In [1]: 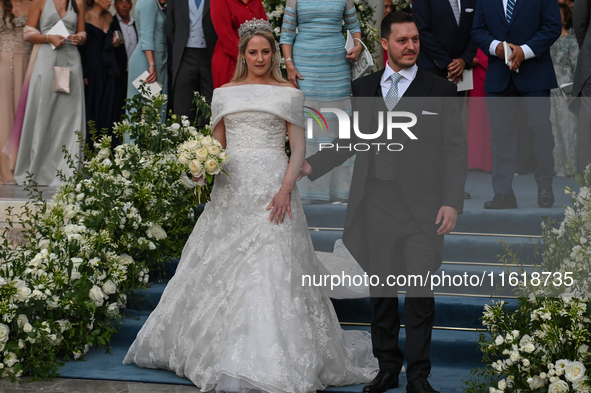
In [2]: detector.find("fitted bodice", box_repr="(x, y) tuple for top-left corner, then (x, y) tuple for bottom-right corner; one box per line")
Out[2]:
(224, 112), (288, 153)
(0, 10), (30, 54)
(40, 0), (77, 35)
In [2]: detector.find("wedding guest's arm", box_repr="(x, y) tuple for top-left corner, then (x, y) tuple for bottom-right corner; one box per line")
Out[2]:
(69, 0), (86, 45)
(138, 0), (158, 83)
(25, 0), (66, 47)
(344, 0), (363, 61)
(280, 0), (303, 88)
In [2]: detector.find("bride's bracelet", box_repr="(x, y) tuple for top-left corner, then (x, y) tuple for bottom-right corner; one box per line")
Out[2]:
(280, 188), (291, 194)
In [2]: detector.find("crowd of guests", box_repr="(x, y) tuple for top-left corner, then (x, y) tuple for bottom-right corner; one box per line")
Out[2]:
(0, 0), (590, 202)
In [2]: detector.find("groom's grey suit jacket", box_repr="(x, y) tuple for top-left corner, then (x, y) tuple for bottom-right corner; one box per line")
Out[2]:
(306, 67), (468, 271)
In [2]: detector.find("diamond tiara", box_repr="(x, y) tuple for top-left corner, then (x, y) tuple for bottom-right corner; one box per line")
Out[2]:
(238, 18), (273, 37)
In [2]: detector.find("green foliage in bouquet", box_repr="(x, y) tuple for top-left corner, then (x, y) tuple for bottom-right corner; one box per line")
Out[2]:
(0, 92), (211, 380)
(262, 0), (381, 72)
(465, 165), (591, 392)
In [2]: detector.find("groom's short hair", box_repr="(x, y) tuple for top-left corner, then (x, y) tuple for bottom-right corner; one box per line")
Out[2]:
(381, 11), (415, 39)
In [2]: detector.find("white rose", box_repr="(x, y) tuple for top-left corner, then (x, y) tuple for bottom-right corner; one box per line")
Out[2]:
(495, 335), (505, 346)
(28, 253), (43, 268)
(523, 359), (530, 367)
(524, 343), (535, 353)
(207, 145), (220, 156)
(170, 123), (180, 131)
(39, 239), (50, 250)
(89, 285), (106, 306)
(186, 140), (199, 149)
(548, 380), (569, 393)
(189, 160), (204, 177)
(98, 148), (110, 159)
(0, 323), (9, 343)
(23, 323), (32, 333)
(573, 380), (590, 393)
(219, 151), (229, 165)
(15, 286), (32, 301)
(195, 147), (209, 161)
(64, 204), (80, 219)
(102, 158), (112, 167)
(498, 379), (507, 390)
(201, 136), (213, 146)
(122, 170), (131, 179)
(17, 314), (29, 328)
(579, 344), (589, 355)
(179, 152), (189, 165)
(119, 254), (134, 265)
(204, 159), (220, 175)
(102, 280), (117, 295)
(566, 361), (586, 383)
(510, 351), (520, 362)
(528, 376), (545, 389)
(146, 223), (167, 240)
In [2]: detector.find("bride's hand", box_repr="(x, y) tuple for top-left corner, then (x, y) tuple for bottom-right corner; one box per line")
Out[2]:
(266, 189), (292, 224)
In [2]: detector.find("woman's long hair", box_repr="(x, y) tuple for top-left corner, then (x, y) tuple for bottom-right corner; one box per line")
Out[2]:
(231, 29), (287, 84)
(1, 0), (16, 27)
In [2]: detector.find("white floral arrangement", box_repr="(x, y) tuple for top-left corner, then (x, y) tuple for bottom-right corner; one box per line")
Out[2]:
(465, 165), (591, 393)
(177, 132), (228, 192)
(0, 92), (209, 381)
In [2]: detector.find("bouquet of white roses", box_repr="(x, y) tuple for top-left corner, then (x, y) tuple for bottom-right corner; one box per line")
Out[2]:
(177, 134), (228, 188)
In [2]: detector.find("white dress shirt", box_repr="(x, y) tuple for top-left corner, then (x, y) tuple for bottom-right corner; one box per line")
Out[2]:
(187, 0), (206, 48)
(488, 0), (535, 60)
(116, 14), (138, 64)
(380, 61), (419, 99)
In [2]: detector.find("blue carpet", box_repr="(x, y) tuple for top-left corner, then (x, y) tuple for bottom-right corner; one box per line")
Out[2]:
(58, 172), (577, 391)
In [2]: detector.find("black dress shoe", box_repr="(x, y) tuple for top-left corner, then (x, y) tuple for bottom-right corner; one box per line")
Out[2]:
(484, 193), (518, 209)
(538, 187), (554, 208)
(362, 369), (399, 393)
(407, 377), (440, 393)
(464, 192), (471, 199)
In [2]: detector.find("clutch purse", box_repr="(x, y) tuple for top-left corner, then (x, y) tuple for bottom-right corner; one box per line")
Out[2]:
(351, 41), (374, 81)
(53, 66), (70, 93)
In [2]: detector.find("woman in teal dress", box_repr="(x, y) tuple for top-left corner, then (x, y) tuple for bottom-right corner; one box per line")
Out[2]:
(281, 0), (363, 203)
(126, 0), (166, 101)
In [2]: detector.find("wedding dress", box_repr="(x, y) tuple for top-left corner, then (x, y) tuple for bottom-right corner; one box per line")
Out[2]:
(123, 84), (378, 393)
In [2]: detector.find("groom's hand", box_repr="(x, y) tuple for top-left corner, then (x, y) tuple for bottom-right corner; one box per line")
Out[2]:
(435, 206), (458, 235)
(297, 160), (312, 181)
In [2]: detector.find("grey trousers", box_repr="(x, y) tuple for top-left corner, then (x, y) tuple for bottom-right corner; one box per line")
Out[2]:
(173, 47), (213, 125)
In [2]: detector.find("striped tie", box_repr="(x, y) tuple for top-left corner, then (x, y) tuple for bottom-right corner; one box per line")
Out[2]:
(385, 73), (404, 111)
(506, 0), (515, 23)
(449, 0), (461, 25)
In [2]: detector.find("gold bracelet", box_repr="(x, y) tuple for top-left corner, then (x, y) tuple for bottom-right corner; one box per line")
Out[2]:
(280, 188), (291, 194)
(46, 34), (49, 42)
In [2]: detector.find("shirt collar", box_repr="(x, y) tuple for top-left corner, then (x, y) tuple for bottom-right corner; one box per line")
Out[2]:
(116, 13), (134, 26)
(381, 61), (418, 84)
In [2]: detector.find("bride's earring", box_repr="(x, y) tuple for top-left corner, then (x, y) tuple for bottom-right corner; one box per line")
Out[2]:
(242, 59), (246, 64)
(271, 58), (274, 63)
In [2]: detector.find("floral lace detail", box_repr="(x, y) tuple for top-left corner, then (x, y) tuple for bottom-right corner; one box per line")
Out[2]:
(123, 89), (377, 393)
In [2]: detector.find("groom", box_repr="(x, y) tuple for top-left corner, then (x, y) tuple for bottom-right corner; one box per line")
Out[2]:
(299, 12), (468, 393)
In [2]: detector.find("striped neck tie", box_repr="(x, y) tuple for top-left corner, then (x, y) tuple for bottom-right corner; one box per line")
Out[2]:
(449, 0), (461, 25)
(506, 0), (515, 23)
(385, 72), (404, 111)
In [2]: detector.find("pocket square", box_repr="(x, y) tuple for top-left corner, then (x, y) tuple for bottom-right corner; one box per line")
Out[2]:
(421, 110), (439, 115)
(465, 8), (474, 12)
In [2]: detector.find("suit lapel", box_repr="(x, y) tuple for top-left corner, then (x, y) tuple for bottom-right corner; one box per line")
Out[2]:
(204, 0), (210, 16)
(444, 0), (459, 29)
(495, 0), (509, 27)
(508, 0), (525, 27)
(397, 68), (432, 145)
(180, 0), (190, 27)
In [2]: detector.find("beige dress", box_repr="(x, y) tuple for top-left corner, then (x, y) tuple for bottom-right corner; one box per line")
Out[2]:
(0, 8), (30, 184)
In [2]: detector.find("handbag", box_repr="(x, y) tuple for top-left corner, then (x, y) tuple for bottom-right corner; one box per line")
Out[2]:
(53, 66), (70, 93)
(351, 40), (374, 81)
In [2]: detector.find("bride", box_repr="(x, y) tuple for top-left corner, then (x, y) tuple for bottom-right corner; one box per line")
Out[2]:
(123, 18), (378, 393)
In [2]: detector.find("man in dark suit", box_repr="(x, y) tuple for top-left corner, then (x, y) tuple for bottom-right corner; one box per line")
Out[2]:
(413, 0), (477, 88)
(167, 0), (217, 124)
(110, 0), (138, 129)
(571, 0), (591, 173)
(471, 0), (561, 209)
(299, 12), (467, 393)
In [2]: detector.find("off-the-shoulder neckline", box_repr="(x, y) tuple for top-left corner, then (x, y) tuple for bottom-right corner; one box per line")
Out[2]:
(216, 83), (300, 92)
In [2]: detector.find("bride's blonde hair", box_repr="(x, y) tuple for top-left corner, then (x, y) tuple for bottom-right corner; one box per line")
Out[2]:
(231, 29), (287, 83)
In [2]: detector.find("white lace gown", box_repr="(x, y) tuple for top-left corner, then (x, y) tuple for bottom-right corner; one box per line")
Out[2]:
(123, 84), (377, 393)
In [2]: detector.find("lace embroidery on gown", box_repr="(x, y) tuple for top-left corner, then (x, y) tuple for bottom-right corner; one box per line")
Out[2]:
(123, 84), (378, 393)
